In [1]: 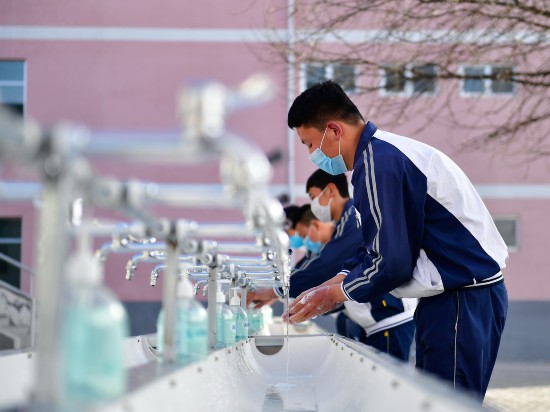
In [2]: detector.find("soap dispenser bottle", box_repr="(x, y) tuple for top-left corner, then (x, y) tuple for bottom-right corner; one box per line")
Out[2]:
(215, 283), (236, 349)
(61, 231), (129, 407)
(229, 288), (249, 342)
(156, 267), (208, 365)
(247, 305), (263, 336)
(261, 304), (273, 336)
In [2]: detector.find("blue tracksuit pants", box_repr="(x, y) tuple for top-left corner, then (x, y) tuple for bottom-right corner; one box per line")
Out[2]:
(337, 312), (415, 362)
(365, 321), (415, 362)
(415, 282), (508, 400)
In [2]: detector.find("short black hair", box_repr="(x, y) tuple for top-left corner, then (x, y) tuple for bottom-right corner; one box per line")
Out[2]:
(283, 205), (300, 230)
(288, 80), (364, 131)
(306, 169), (350, 198)
(284, 204), (310, 229)
(295, 204), (311, 223)
(297, 209), (317, 226)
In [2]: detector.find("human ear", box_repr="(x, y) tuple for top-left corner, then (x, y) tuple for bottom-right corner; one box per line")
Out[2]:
(326, 183), (337, 197)
(326, 121), (343, 140)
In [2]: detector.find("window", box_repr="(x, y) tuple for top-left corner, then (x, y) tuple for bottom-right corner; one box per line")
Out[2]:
(301, 62), (358, 93)
(383, 65), (406, 93)
(381, 63), (438, 96)
(0, 61), (25, 116)
(462, 65), (514, 96)
(491, 66), (514, 94)
(0, 219), (22, 288)
(493, 217), (518, 250)
(304, 64), (325, 90)
(463, 66), (485, 93)
(412, 64), (438, 94)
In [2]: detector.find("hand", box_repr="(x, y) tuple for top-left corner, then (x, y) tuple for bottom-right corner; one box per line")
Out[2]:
(319, 273), (347, 287)
(282, 283), (346, 324)
(246, 288), (277, 309)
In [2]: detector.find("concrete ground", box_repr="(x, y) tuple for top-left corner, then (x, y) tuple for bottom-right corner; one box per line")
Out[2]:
(484, 361), (550, 411)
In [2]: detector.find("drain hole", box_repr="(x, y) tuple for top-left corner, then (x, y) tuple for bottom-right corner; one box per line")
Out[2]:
(254, 337), (284, 355)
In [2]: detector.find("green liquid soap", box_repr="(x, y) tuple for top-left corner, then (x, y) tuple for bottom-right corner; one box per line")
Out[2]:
(156, 274), (208, 365)
(61, 234), (129, 408)
(214, 283), (236, 349)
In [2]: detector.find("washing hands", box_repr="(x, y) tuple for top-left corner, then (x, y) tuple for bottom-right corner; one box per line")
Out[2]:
(282, 281), (347, 324)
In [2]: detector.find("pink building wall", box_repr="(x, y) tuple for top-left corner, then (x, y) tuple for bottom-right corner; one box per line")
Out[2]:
(1, 0), (549, 305)
(0, 0), (286, 28)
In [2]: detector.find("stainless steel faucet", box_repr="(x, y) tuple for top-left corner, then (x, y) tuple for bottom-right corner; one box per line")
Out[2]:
(193, 279), (208, 295)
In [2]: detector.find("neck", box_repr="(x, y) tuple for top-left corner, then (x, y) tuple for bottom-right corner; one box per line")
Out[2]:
(343, 123), (366, 171)
(331, 197), (349, 222)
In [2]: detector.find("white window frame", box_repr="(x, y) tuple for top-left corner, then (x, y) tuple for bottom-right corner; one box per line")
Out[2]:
(380, 63), (439, 97)
(0, 60), (26, 117)
(493, 216), (519, 252)
(460, 64), (515, 97)
(299, 62), (359, 94)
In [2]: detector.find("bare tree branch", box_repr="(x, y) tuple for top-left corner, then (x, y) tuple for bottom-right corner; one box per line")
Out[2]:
(260, 0), (550, 157)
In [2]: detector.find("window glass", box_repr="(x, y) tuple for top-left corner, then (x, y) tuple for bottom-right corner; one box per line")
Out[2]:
(333, 63), (356, 93)
(494, 217), (517, 248)
(0, 61), (24, 81)
(0, 219), (21, 238)
(302, 62), (357, 93)
(0, 61), (25, 116)
(0, 218), (22, 288)
(491, 66), (514, 94)
(464, 66), (485, 93)
(462, 64), (515, 96)
(412, 64), (437, 94)
(383, 65), (406, 93)
(305, 64), (325, 89)
(0, 85), (24, 104)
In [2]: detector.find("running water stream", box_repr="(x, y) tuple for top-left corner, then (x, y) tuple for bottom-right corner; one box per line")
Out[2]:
(285, 293), (290, 398)
(261, 293), (319, 411)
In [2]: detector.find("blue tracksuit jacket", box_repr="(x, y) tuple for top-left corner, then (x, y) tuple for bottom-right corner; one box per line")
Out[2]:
(277, 199), (413, 330)
(339, 122), (508, 301)
(276, 199), (362, 297)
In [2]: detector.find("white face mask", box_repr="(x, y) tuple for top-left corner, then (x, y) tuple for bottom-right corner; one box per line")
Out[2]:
(311, 187), (332, 222)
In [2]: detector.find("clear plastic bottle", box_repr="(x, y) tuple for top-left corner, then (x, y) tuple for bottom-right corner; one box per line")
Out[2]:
(215, 283), (236, 349)
(156, 271), (208, 365)
(229, 288), (249, 342)
(61, 233), (129, 408)
(261, 304), (273, 335)
(247, 305), (263, 336)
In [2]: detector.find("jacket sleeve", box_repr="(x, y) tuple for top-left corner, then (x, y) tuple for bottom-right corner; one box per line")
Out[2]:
(342, 145), (426, 303)
(339, 245), (368, 276)
(285, 206), (363, 299)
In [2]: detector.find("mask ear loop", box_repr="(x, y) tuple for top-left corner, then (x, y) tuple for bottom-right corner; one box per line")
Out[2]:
(319, 126), (328, 150)
(325, 185), (334, 208)
(317, 186), (332, 215)
(320, 126), (342, 157)
(315, 186), (327, 203)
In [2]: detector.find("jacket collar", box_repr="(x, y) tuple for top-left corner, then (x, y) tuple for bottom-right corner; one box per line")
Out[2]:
(353, 121), (378, 168)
